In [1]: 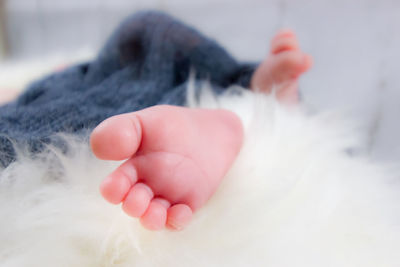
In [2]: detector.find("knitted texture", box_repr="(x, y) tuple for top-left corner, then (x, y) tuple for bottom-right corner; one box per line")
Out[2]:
(0, 11), (255, 167)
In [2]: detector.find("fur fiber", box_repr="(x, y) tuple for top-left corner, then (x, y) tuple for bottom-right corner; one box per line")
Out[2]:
(0, 86), (399, 266)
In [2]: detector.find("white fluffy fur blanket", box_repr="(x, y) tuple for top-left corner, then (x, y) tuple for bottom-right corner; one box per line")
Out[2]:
(1, 86), (399, 266)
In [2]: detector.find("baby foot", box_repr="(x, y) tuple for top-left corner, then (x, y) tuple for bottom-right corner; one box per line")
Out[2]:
(90, 105), (243, 230)
(251, 29), (312, 104)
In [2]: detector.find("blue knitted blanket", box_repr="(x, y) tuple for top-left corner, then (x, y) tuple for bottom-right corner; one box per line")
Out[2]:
(0, 11), (255, 167)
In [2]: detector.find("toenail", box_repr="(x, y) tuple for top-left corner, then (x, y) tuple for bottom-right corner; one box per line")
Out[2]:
(153, 198), (171, 209)
(131, 116), (142, 143)
(167, 219), (183, 231)
(136, 183), (154, 198)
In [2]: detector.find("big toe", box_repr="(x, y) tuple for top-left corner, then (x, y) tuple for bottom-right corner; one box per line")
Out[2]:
(90, 113), (142, 160)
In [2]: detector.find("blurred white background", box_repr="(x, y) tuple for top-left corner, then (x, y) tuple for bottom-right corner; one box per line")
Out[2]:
(0, 0), (399, 162)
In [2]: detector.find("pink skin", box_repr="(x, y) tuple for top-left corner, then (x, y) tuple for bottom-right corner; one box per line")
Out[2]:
(251, 29), (312, 104)
(91, 30), (312, 231)
(91, 106), (244, 230)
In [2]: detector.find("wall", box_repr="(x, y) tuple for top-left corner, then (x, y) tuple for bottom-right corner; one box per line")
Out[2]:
(2, 0), (400, 161)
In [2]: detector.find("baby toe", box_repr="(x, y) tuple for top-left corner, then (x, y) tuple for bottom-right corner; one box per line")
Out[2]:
(271, 30), (299, 54)
(166, 204), (193, 231)
(100, 160), (138, 204)
(140, 198), (171, 231)
(90, 113), (142, 161)
(272, 51), (309, 81)
(271, 37), (299, 54)
(122, 183), (154, 217)
(274, 29), (295, 39)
